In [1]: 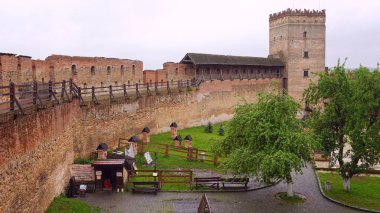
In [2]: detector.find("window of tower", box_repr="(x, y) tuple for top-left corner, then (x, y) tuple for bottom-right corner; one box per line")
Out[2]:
(303, 31), (307, 38)
(304, 70), (309, 77)
(304, 51), (309, 58)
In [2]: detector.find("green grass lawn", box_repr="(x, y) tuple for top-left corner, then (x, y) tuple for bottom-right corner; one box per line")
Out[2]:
(138, 123), (226, 171)
(150, 123), (226, 151)
(277, 192), (305, 204)
(46, 195), (100, 213)
(317, 172), (380, 211)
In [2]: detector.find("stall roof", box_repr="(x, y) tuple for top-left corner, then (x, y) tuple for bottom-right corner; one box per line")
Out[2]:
(92, 159), (125, 166)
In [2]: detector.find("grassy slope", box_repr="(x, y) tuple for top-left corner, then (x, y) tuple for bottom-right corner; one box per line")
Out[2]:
(46, 195), (100, 213)
(138, 123), (226, 171)
(318, 172), (380, 211)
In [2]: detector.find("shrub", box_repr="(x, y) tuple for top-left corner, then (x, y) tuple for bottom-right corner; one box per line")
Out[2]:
(74, 156), (96, 164)
(204, 122), (213, 133)
(218, 125), (225, 136)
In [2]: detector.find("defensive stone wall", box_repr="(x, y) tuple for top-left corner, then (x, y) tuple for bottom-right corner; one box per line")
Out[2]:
(0, 53), (144, 88)
(0, 78), (275, 212)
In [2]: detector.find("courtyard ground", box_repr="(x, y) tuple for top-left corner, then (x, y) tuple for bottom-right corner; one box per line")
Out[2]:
(80, 164), (361, 213)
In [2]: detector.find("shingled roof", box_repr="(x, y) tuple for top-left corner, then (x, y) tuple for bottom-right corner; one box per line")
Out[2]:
(180, 53), (284, 67)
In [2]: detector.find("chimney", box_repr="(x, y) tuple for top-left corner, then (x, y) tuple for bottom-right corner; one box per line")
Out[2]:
(170, 122), (178, 139)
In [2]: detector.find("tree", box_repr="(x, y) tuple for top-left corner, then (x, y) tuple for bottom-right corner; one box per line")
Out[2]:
(214, 90), (316, 197)
(218, 125), (225, 136)
(205, 122), (213, 133)
(305, 63), (380, 191)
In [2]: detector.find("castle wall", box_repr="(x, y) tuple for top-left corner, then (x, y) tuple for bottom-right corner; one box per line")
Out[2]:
(0, 54), (144, 88)
(0, 102), (79, 213)
(0, 78), (275, 212)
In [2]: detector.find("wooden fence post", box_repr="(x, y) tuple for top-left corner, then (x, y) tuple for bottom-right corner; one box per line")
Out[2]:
(189, 171), (193, 189)
(9, 82), (15, 113)
(213, 156), (219, 165)
(147, 83), (152, 96)
(135, 83), (141, 98)
(69, 79), (73, 99)
(140, 142), (145, 154)
(155, 82), (159, 95)
(167, 81), (171, 93)
(123, 84), (128, 100)
(61, 80), (66, 100)
(48, 80), (52, 101)
(165, 144), (169, 157)
(91, 86), (96, 103)
(178, 80), (182, 92)
(109, 85), (114, 102)
(33, 81), (38, 106)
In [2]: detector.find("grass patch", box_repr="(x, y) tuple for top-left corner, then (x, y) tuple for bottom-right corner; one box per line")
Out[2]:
(138, 123), (227, 171)
(151, 123), (227, 151)
(46, 195), (100, 213)
(317, 172), (380, 211)
(277, 192), (305, 204)
(74, 156), (96, 164)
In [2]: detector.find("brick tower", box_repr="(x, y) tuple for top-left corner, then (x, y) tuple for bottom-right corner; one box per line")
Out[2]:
(269, 9), (326, 101)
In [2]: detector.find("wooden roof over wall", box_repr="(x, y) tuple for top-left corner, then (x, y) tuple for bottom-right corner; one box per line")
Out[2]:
(180, 53), (284, 67)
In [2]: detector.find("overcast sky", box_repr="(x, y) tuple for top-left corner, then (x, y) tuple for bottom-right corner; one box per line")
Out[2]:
(1, 0), (379, 69)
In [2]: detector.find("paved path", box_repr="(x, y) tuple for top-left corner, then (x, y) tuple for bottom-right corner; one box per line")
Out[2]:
(81, 164), (361, 213)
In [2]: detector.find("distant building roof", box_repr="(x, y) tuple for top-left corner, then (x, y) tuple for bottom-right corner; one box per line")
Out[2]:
(174, 135), (182, 141)
(96, 143), (108, 150)
(170, 122), (178, 128)
(128, 136), (139, 142)
(180, 53), (284, 67)
(142, 127), (151, 133)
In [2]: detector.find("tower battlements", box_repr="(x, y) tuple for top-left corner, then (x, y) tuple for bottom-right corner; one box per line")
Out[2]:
(269, 8), (326, 21)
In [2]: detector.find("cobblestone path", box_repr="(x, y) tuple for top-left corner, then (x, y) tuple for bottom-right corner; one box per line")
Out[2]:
(81, 164), (360, 213)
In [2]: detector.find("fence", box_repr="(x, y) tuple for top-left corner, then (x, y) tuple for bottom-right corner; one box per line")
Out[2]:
(0, 80), (73, 117)
(78, 79), (195, 106)
(0, 79), (196, 119)
(126, 169), (193, 189)
(134, 140), (219, 165)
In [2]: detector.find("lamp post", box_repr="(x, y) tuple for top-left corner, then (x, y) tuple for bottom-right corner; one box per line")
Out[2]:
(153, 152), (158, 181)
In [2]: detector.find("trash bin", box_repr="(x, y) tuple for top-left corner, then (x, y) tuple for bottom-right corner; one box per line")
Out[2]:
(79, 184), (87, 197)
(200, 152), (206, 162)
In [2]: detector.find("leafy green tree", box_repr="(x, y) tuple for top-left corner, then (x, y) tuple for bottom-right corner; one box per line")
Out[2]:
(305, 63), (380, 191)
(215, 91), (316, 197)
(205, 121), (213, 133)
(218, 125), (225, 136)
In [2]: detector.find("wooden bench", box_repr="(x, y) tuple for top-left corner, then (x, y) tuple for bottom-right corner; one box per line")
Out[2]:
(194, 177), (221, 189)
(132, 181), (160, 194)
(221, 177), (249, 190)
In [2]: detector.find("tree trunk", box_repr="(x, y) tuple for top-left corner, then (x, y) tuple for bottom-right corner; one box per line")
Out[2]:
(343, 178), (351, 192)
(287, 182), (294, 197)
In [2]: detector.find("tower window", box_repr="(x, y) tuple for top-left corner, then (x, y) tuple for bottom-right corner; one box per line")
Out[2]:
(71, 64), (77, 75)
(304, 70), (309, 77)
(304, 51), (309, 58)
(107, 66), (111, 74)
(303, 31), (307, 38)
(91, 66), (95, 75)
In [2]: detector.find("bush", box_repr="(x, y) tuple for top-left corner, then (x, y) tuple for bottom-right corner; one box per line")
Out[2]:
(204, 122), (213, 133)
(218, 125), (225, 136)
(74, 156), (96, 164)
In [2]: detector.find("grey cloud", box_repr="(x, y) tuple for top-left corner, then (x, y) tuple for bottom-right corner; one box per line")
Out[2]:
(0, 0), (379, 69)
